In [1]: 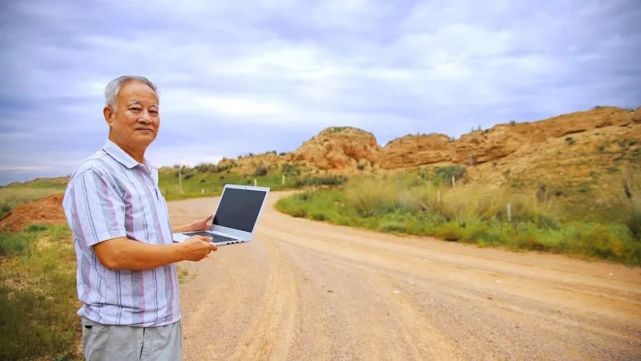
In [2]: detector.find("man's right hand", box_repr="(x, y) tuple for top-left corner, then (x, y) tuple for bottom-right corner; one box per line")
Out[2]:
(181, 236), (217, 261)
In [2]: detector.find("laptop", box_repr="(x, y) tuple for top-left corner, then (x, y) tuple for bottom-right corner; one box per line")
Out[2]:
(172, 184), (270, 246)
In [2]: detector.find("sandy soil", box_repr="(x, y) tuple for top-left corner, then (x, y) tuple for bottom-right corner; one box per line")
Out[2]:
(168, 192), (641, 361)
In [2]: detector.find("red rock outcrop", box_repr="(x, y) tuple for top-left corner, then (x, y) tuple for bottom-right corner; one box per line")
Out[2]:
(379, 106), (639, 169)
(291, 127), (381, 170)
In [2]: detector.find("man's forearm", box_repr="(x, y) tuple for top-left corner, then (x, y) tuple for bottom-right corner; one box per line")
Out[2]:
(94, 237), (185, 271)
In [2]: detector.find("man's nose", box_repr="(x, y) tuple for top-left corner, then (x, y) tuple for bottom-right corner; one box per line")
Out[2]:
(138, 110), (152, 123)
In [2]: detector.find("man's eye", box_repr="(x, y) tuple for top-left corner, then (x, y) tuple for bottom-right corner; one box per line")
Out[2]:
(129, 108), (141, 112)
(149, 110), (159, 115)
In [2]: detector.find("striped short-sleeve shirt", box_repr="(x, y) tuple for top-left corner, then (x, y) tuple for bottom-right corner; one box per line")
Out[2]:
(62, 140), (180, 327)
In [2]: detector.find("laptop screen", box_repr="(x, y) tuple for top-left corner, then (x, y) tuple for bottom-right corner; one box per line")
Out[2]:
(213, 188), (267, 232)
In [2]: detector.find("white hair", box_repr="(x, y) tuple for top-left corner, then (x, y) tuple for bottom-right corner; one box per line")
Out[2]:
(104, 75), (158, 109)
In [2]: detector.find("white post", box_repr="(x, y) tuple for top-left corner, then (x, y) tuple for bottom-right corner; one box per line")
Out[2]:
(254, 178), (257, 187)
(282, 175), (286, 185)
(201, 188), (204, 194)
(451, 176), (456, 187)
(507, 203), (512, 222)
(178, 166), (184, 194)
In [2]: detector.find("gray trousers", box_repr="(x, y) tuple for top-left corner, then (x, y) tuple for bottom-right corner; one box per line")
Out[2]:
(81, 317), (182, 361)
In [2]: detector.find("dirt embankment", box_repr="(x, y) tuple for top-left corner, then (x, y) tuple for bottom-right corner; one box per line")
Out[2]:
(0, 194), (65, 232)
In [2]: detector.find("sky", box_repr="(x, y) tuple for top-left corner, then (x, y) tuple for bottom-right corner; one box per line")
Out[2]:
(1, 0), (640, 185)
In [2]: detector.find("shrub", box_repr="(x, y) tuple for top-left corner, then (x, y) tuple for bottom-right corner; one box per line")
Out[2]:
(622, 172), (641, 240)
(311, 212), (327, 221)
(326, 126), (347, 133)
(435, 165), (466, 185)
(0, 204), (10, 219)
(434, 223), (462, 242)
(379, 222), (406, 233)
(25, 224), (48, 232)
(254, 164), (268, 176)
(281, 163), (301, 176)
(0, 232), (37, 256)
(294, 176), (346, 187)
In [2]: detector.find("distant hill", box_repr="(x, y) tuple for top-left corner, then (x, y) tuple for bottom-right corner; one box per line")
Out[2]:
(212, 105), (640, 177)
(5, 106), (640, 206)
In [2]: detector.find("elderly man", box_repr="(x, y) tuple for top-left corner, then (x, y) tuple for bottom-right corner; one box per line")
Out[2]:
(62, 75), (215, 361)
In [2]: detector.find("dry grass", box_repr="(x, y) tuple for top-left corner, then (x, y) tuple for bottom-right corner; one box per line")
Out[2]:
(277, 174), (641, 265)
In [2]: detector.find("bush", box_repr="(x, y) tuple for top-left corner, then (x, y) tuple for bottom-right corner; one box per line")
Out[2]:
(254, 164), (268, 176)
(0, 232), (37, 256)
(294, 176), (346, 187)
(25, 224), (48, 233)
(0, 204), (10, 219)
(311, 212), (327, 221)
(281, 163), (301, 176)
(434, 223), (462, 242)
(627, 211), (641, 241)
(435, 165), (466, 185)
(622, 171), (641, 240)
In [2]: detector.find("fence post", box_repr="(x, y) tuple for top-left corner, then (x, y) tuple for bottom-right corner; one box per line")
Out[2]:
(451, 176), (456, 187)
(178, 166), (184, 194)
(254, 178), (258, 187)
(507, 203), (512, 222)
(282, 175), (286, 185)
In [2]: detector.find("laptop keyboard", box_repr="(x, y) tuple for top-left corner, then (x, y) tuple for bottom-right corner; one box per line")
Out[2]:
(184, 232), (238, 244)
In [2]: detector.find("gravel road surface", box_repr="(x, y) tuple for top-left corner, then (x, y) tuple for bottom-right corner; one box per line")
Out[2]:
(168, 192), (641, 361)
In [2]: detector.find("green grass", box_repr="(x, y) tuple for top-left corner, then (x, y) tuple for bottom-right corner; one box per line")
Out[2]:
(276, 175), (641, 266)
(0, 224), (80, 360)
(159, 166), (344, 200)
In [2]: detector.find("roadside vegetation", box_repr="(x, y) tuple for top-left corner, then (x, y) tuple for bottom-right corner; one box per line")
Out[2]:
(0, 224), (79, 360)
(159, 163), (345, 200)
(276, 166), (641, 265)
(0, 161), (347, 360)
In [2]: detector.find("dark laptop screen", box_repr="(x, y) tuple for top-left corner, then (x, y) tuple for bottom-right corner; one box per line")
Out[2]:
(213, 188), (267, 232)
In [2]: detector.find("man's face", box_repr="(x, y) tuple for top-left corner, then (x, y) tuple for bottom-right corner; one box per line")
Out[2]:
(104, 80), (160, 151)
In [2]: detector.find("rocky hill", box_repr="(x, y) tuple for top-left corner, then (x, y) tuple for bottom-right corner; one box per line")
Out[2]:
(291, 127), (381, 171)
(222, 106), (640, 180)
(381, 106), (640, 169)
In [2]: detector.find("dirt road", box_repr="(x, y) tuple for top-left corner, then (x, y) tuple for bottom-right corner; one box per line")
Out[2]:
(168, 192), (641, 361)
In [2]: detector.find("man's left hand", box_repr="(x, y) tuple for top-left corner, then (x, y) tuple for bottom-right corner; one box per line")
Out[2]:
(187, 214), (213, 232)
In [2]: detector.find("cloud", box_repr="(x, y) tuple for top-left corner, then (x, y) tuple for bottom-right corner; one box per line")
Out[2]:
(0, 0), (640, 184)
(163, 89), (293, 117)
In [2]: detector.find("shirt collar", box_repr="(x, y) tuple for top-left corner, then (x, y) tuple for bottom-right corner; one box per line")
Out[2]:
(102, 140), (142, 169)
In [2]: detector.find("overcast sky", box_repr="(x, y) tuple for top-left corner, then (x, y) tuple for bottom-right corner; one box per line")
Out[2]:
(1, 0), (640, 185)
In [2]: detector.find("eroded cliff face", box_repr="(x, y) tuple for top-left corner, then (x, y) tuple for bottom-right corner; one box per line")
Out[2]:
(216, 106), (641, 177)
(379, 106), (640, 169)
(291, 127), (381, 170)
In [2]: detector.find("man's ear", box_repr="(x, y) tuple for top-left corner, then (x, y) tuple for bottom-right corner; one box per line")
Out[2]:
(103, 106), (113, 126)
